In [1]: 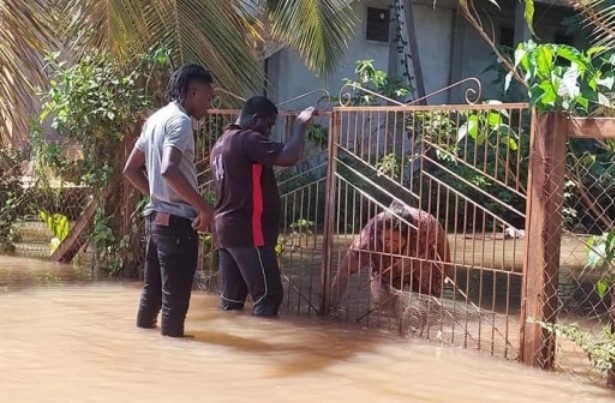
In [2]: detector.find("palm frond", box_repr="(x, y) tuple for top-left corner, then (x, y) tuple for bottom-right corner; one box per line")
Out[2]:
(59, 0), (151, 64)
(142, 0), (263, 95)
(62, 0), (263, 96)
(0, 0), (56, 147)
(570, 0), (615, 50)
(2, 0), (357, 146)
(264, 0), (356, 76)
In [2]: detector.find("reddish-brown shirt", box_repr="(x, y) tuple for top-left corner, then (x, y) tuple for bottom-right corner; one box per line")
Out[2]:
(210, 125), (284, 248)
(347, 207), (449, 296)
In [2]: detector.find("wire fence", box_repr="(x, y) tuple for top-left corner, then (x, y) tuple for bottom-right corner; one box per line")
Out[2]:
(11, 183), (92, 260)
(551, 152), (615, 383)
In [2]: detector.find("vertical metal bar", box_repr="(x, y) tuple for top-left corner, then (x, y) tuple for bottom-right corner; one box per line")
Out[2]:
(320, 112), (340, 316)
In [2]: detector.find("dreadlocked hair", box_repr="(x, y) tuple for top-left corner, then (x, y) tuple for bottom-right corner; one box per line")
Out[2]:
(167, 64), (213, 102)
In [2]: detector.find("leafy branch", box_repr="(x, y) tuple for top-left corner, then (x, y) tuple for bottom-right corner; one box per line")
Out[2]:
(507, 41), (615, 113)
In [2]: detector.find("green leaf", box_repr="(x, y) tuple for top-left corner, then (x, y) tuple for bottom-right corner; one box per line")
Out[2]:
(538, 81), (557, 107)
(557, 46), (587, 70)
(488, 111), (502, 127)
(597, 93), (611, 107)
(536, 46), (553, 77)
(523, 0), (536, 36)
(596, 76), (615, 90)
(576, 95), (589, 111)
(596, 280), (609, 298)
(587, 46), (608, 58)
(514, 45), (528, 69)
(504, 72), (513, 92)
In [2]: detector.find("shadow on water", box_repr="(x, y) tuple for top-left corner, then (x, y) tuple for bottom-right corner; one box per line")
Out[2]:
(188, 310), (385, 378)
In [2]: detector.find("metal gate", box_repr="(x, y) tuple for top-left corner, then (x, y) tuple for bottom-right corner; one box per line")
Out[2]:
(195, 98), (335, 318)
(197, 84), (531, 360)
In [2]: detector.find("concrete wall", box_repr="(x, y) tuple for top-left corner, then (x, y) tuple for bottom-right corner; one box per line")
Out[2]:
(267, 0), (392, 109)
(266, 0), (587, 110)
(410, 3), (455, 104)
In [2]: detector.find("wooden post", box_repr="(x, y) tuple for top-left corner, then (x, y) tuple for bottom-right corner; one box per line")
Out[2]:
(520, 111), (568, 368)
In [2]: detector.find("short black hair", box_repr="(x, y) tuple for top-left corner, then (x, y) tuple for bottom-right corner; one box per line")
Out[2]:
(167, 64), (213, 102)
(240, 96), (278, 120)
(380, 200), (414, 235)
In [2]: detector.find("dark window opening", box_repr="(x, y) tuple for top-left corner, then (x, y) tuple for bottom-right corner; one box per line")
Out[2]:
(554, 34), (574, 46)
(499, 26), (515, 48)
(366, 7), (390, 43)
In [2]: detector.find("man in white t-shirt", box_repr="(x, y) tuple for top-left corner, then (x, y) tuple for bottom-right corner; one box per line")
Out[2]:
(123, 65), (214, 337)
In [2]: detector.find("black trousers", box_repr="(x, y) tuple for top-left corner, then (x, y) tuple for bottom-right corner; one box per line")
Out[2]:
(218, 246), (284, 317)
(136, 213), (198, 336)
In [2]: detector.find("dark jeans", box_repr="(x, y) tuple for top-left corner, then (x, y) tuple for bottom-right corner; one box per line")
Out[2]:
(136, 213), (198, 336)
(219, 246), (284, 317)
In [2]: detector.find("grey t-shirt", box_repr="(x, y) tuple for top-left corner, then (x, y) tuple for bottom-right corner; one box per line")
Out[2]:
(135, 101), (198, 220)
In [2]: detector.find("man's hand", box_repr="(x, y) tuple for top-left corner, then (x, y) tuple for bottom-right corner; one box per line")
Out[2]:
(192, 207), (212, 233)
(296, 106), (317, 126)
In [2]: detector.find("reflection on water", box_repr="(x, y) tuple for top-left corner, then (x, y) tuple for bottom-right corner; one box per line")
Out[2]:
(0, 256), (611, 403)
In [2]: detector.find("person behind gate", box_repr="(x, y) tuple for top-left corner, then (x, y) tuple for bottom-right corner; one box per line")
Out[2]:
(210, 96), (316, 317)
(326, 200), (451, 316)
(123, 64), (214, 337)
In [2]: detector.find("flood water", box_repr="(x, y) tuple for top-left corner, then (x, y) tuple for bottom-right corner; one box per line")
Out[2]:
(0, 256), (612, 403)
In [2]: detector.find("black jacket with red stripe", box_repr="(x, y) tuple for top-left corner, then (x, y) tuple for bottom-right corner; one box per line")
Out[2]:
(210, 125), (283, 248)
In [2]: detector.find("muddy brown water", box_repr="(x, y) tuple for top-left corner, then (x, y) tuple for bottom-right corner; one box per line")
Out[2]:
(0, 255), (612, 402)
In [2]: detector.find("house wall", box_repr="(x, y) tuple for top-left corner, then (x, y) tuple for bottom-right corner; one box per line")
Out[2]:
(266, 0), (587, 111)
(267, 0), (392, 109)
(409, 3), (455, 104)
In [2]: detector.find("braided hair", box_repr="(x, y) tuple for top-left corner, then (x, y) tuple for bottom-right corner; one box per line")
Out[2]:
(167, 64), (213, 102)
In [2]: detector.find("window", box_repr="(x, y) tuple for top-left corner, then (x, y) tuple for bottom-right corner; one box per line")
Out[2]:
(554, 34), (574, 46)
(366, 7), (390, 43)
(499, 26), (515, 48)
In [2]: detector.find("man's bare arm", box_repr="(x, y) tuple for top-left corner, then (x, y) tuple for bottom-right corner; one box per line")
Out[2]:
(275, 107), (315, 167)
(328, 250), (362, 311)
(123, 147), (149, 196)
